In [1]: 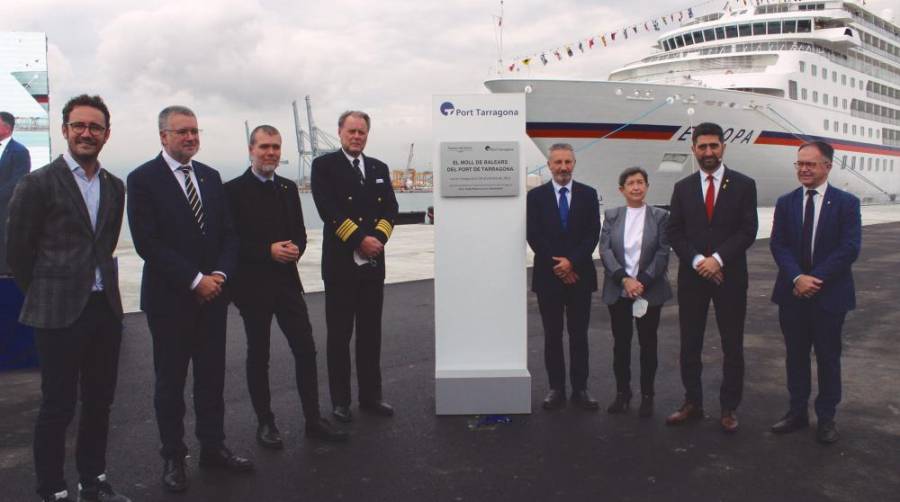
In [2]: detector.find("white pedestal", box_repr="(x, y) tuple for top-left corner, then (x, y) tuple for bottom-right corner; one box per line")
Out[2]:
(432, 94), (531, 415)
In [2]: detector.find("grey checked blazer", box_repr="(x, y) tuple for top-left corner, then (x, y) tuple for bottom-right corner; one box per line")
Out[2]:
(599, 204), (673, 306)
(6, 156), (125, 329)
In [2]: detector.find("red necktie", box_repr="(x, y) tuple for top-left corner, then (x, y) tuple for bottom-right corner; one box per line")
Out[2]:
(705, 174), (715, 222)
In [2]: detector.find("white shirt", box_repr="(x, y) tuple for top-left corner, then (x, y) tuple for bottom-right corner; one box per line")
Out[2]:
(0, 135), (10, 159)
(250, 166), (275, 182)
(162, 149), (203, 204)
(623, 205), (646, 294)
(62, 150), (104, 292)
(343, 149), (366, 179)
(160, 149), (225, 289)
(802, 181), (828, 257)
(793, 181), (829, 283)
(692, 164), (725, 269)
(550, 179), (573, 208)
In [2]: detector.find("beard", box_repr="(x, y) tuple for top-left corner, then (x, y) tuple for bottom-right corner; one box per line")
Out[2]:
(254, 162), (278, 176)
(698, 155), (720, 171)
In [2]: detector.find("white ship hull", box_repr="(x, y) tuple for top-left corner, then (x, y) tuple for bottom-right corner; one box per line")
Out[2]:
(486, 79), (899, 206)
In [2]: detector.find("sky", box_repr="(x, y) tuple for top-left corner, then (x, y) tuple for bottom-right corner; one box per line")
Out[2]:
(3, 0), (895, 181)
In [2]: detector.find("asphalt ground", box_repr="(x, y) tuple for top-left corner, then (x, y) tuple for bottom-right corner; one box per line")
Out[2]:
(1, 223), (899, 502)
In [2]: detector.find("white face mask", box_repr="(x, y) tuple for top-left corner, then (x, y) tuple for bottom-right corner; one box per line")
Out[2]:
(632, 297), (649, 318)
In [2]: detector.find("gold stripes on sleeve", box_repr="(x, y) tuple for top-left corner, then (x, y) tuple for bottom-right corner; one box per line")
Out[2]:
(335, 219), (359, 242)
(375, 219), (393, 239)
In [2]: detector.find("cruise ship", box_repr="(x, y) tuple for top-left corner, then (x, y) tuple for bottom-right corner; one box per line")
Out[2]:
(0, 32), (51, 166)
(485, 0), (899, 205)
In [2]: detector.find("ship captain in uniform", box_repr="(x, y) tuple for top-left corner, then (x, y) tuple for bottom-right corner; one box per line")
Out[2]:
(310, 110), (399, 423)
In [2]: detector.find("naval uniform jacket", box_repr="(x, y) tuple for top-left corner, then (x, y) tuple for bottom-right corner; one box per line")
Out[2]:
(310, 150), (398, 283)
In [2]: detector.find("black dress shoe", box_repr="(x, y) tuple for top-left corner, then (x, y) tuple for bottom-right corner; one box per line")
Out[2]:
(542, 389), (566, 410)
(162, 457), (188, 493)
(332, 405), (353, 423)
(360, 400), (395, 417)
(638, 395), (654, 418)
(256, 421), (284, 449)
(78, 476), (131, 502)
(198, 445), (254, 472)
(816, 420), (839, 444)
(571, 390), (599, 411)
(305, 418), (349, 442)
(606, 392), (632, 414)
(771, 412), (809, 434)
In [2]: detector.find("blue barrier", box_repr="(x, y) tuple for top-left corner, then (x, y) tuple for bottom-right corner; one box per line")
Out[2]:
(0, 277), (38, 371)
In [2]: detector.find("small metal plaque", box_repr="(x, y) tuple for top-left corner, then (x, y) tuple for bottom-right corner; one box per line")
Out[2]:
(440, 141), (519, 197)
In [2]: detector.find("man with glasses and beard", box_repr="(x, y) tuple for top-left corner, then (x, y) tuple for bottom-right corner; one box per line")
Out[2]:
(225, 125), (347, 448)
(7, 95), (129, 501)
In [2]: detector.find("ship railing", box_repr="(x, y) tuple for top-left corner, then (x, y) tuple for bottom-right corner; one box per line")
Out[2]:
(850, 11), (900, 43)
(850, 109), (900, 127)
(867, 91), (900, 108)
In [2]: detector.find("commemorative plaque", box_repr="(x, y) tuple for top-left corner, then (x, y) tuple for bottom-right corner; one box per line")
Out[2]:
(440, 141), (519, 197)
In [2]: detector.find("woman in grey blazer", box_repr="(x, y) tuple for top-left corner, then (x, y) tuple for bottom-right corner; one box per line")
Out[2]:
(599, 167), (672, 417)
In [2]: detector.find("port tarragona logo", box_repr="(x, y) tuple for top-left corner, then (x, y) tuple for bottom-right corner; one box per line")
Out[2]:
(439, 102), (455, 116)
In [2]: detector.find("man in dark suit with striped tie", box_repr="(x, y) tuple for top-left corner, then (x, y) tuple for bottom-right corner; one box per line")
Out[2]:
(127, 106), (252, 493)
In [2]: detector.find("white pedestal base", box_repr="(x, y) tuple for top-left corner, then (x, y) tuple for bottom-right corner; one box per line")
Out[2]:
(435, 368), (531, 415)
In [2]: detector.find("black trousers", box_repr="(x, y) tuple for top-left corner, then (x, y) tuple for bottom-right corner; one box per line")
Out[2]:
(147, 302), (227, 459)
(607, 298), (662, 397)
(33, 293), (122, 498)
(677, 274), (747, 411)
(325, 278), (385, 407)
(536, 288), (592, 392)
(779, 303), (845, 421)
(239, 286), (320, 424)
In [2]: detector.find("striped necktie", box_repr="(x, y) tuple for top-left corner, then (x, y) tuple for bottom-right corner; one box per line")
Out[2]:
(178, 165), (206, 232)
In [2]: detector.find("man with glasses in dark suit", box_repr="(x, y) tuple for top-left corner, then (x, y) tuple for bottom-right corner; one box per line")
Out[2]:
(127, 106), (252, 493)
(7, 95), (129, 502)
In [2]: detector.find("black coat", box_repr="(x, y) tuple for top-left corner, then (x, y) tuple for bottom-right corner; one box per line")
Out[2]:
(224, 168), (307, 309)
(667, 166), (758, 289)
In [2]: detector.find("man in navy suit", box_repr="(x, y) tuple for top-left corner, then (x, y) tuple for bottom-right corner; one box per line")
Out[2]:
(526, 143), (601, 411)
(769, 141), (860, 444)
(127, 106), (252, 493)
(1, 111), (32, 275)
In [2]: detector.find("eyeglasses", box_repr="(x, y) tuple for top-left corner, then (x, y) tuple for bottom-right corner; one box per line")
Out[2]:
(165, 128), (202, 137)
(794, 161), (830, 169)
(67, 122), (107, 135)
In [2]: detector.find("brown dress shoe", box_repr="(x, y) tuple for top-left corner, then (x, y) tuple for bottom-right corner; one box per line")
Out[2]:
(720, 410), (739, 433)
(665, 402), (704, 425)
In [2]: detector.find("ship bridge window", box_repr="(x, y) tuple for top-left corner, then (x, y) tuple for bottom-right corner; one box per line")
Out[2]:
(767, 21), (781, 34)
(753, 22), (766, 35)
(789, 80), (798, 99)
(822, 68), (828, 79)
(783, 20), (797, 33)
(675, 35), (685, 48)
(739, 24), (752, 37)
(811, 64), (817, 76)
(684, 33), (694, 46)
(725, 25), (738, 38)
(692, 31), (704, 43)
(715, 26), (725, 39)
(841, 74), (846, 85)
(703, 28), (715, 41)
(797, 20), (811, 33)
(799, 61), (805, 73)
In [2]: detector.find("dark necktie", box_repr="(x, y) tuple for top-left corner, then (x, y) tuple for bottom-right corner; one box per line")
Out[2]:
(353, 158), (364, 185)
(705, 174), (715, 222)
(178, 165), (206, 232)
(801, 189), (817, 273)
(558, 187), (569, 230)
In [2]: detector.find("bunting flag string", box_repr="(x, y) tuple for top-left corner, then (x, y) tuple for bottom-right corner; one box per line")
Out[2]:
(504, 0), (733, 73)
